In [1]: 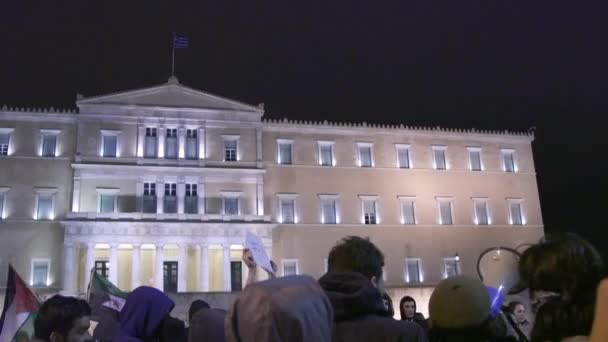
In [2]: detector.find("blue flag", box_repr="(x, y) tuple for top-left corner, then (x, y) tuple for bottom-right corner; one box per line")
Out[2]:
(173, 35), (189, 49)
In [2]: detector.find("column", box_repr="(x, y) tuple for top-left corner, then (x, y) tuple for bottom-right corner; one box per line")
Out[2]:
(154, 244), (164, 291)
(136, 180), (144, 213)
(198, 127), (205, 160)
(84, 243), (95, 290)
(156, 180), (164, 214)
(137, 126), (145, 157)
(197, 182), (205, 214)
(131, 244), (141, 290)
(62, 242), (76, 294)
(178, 244), (188, 292)
(109, 243), (118, 285)
(223, 244), (231, 292)
(199, 244), (209, 292)
(256, 177), (264, 216)
(177, 181), (186, 214)
(178, 127), (186, 159)
(71, 171), (81, 212)
(158, 126), (166, 158)
(256, 127), (262, 167)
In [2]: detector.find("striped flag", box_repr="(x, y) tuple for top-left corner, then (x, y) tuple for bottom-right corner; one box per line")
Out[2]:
(173, 35), (189, 49)
(0, 265), (40, 342)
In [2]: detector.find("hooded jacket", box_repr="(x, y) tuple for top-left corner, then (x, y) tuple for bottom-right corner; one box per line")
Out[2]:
(113, 286), (176, 342)
(226, 275), (333, 342)
(399, 296), (430, 333)
(319, 272), (427, 342)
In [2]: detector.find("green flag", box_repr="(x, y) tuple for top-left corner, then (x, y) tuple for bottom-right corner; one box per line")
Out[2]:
(87, 269), (129, 316)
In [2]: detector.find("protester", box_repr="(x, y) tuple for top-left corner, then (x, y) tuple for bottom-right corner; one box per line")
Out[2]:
(428, 275), (515, 342)
(318, 236), (426, 342)
(382, 292), (395, 318)
(113, 286), (186, 342)
(188, 307), (227, 342)
(225, 275), (333, 342)
(33, 295), (92, 342)
(399, 296), (429, 332)
(507, 301), (531, 340)
(519, 233), (605, 341)
(188, 300), (210, 323)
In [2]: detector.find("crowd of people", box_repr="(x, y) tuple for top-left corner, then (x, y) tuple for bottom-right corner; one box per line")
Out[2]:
(26, 233), (608, 342)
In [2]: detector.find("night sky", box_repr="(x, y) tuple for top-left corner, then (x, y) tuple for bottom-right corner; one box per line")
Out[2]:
(1, 1), (607, 255)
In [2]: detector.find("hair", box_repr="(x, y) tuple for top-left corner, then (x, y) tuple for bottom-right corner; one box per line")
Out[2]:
(188, 300), (210, 321)
(519, 233), (605, 299)
(530, 297), (594, 342)
(507, 301), (524, 314)
(327, 236), (384, 280)
(34, 295), (91, 340)
(382, 292), (394, 317)
(399, 296), (417, 320)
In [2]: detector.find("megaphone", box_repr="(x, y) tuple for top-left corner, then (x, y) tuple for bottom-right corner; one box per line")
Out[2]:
(476, 246), (524, 295)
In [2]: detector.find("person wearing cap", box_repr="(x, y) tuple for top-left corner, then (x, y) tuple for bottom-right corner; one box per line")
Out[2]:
(428, 275), (513, 342)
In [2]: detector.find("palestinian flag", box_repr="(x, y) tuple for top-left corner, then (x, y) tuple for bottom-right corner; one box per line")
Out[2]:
(86, 269), (129, 341)
(0, 265), (40, 342)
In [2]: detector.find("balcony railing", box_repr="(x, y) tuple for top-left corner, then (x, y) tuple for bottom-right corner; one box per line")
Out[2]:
(65, 211), (271, 222)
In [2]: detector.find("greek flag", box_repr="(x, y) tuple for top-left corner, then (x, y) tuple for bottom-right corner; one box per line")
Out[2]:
(173, 35), (189, 49)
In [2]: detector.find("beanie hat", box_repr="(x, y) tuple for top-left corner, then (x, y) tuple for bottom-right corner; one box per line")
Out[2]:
(429, 275), (491, 329)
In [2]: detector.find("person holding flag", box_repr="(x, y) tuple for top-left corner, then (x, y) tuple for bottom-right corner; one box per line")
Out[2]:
(86, 269), (129, 342)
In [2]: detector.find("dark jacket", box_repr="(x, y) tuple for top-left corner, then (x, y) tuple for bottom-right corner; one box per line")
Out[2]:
(113, 286), (184, 342)
(319, 272), (427, 342)
(226, 275), (333, 342)
(403, 313), (430, 334)
(188, 308), (227, 342)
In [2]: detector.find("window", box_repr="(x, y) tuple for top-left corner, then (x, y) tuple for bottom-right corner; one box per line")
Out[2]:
(223, 136), (239, 162)
(35, 191), (55, 220)
(357, 143), (373, 167)
(102, 134), (118, 158)
(319, 195), (338, 224)
(144, 128), (158, 158)
(165, 129), (178, 159)
(473, 198), (490, 225)
(405, 258), (422, 283)
(143, 183), (156, 213)
(95, 260), (109, 279)
(468, 147), (482, 171)
(164, 183), (177, 213)
(437, 198), (454, 225)
(278, 197), (296, 224)
(508, 199), (524, 225)
(221, 191), (241, 215)
(318, 141), (334, 166)
(282, 259), (299, 276)
(41, 131), (58, 157)
(443, 257), (461, 278)
(502, 149), (516, 172)
(185, 184), (198, 214)
(399, 196), (416, 225)
(277, 140), (293, 165)
(96, 189), (119, 214)
(31, 259), (49, 287)
(0, 129), (13, 156)
(359, 196), (378, 225)
(186, 129), (198, 160)
(396, 144), (411, 169)
(432, 146), (447, 170)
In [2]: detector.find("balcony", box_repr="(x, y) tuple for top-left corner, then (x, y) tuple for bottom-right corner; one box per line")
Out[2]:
(65, 212), (271, 223)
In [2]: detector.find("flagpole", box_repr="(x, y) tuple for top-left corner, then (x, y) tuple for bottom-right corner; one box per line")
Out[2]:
(171, 32), (176, 77)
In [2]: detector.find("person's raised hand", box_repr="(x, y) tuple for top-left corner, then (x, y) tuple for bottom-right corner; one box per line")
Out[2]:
(591, 278), (608, 342)
(242, 249), (256, 269)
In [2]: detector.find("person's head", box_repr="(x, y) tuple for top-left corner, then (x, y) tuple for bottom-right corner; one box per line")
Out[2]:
(519, 233), (605, 310)
(399, 296), (416, 320)
(34, 295), (92, 342)
(381, 292), (394, 318)
(327, 236), (384, 289)
(188, 299), (210, 322)
(116, 286), (175, 342)
(530, 297), (594, 342)
(508, 301), (527, 323)
(428, 275), (492, 342)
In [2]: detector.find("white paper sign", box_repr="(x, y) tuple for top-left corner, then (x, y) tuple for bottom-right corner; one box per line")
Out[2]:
(244, 232), (274, 275)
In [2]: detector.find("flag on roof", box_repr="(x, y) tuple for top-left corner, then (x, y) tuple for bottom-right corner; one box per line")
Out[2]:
(0, 265), (40, 342)
(173, 34), (189, 49)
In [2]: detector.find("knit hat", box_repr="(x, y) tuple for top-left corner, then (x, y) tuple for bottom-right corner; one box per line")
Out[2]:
(429, 275), (491, 329)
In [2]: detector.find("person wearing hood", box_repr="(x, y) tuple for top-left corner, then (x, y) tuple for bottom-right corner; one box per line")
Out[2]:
(113, 286), (186, 342)
(225, 274), (333, 342)
(400, 296), (429, 333)
(318, 236), (426, 342)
